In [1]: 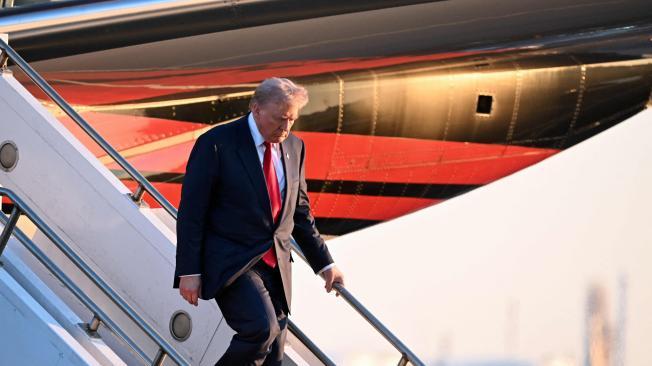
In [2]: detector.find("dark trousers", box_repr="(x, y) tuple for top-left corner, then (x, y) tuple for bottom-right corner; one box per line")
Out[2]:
(215, 260), (287, 366)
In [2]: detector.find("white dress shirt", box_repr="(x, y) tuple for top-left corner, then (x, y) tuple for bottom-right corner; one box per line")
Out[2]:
(248, 113), (286, 200)
(180, 114), (334, 278)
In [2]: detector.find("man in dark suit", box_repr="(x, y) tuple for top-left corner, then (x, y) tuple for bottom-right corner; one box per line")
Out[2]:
(173, 77), (345, 365)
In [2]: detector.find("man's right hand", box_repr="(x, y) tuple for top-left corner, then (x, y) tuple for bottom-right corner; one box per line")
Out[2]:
(179, 276), (201, 306)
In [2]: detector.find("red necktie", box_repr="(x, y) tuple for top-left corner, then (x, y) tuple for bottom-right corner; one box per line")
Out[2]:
(261, 141), (281, 268)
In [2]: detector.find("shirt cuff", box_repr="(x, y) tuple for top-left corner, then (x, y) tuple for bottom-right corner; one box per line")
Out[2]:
(179, 274), (201, 277)
(317, 263), (335, 275)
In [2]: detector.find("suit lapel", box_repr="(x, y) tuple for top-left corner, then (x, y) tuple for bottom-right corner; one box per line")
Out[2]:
(235, 117), (273, 223)
(278, 139), (294, 225)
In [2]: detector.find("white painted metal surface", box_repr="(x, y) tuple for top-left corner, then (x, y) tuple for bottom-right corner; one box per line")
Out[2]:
(0, 234), (125, 366)
(0, 255), (100, 365)
(0, 232), (126, 365)
(291, 109), (652, 365)
(0, 68), (229, 363)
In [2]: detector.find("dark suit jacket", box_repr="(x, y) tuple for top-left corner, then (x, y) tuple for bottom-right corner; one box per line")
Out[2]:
(173, 114), (333, 312)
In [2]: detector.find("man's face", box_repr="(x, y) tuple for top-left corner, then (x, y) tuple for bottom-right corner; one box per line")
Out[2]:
(251, 100), (299, 144)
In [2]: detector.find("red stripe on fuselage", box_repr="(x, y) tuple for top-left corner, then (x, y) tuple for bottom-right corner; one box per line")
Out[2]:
(57, 112), (205, 157)
(102, 129), (559, 186)
(1, 196), (11, 208)
(308, 193), (440, 221)
(296, 132), (559, 185)
(123, 181), (439, 221)
(97, 126), (558, 223)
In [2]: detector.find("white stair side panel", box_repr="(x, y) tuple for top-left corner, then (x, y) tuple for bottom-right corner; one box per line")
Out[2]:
(0, 70), (226, 363)
(1, 234), (127, 366)
(0, 262), (100, 366)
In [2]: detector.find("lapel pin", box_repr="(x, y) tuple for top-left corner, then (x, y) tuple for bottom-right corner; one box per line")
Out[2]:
(286, 153), (290, 159)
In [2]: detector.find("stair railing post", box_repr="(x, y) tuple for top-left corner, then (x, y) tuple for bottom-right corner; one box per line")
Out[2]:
(82, 313), (102, 339)
(131, 183), (146, 203)
(152, 348), (167, 366)
(86, 314), (102, 332)
(397, 354), (409, 366)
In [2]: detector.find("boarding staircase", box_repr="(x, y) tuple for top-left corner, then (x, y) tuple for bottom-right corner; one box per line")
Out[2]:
(0, 35), (424, 365)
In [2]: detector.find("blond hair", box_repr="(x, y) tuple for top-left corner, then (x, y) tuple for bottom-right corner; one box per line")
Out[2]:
(250, 77), (309, 109)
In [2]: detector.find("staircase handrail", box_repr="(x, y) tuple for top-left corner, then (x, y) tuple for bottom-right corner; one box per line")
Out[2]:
(0, 187), (189, 366)
(290, 240), (426, 366)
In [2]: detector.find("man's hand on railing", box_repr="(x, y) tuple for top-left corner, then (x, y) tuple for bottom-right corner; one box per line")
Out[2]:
(322, 265), (345, 297)
(179, 275), (201, 306)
